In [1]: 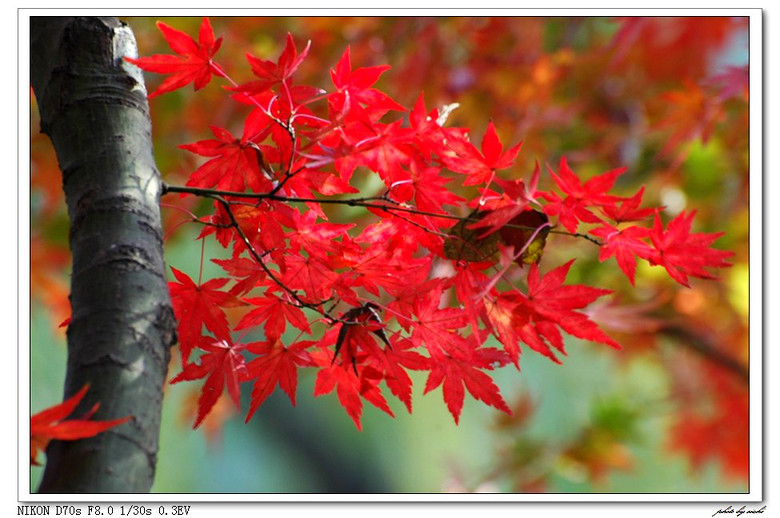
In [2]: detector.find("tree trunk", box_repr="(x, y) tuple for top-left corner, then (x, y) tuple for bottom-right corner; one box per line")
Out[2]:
(30, 16), (176, 493)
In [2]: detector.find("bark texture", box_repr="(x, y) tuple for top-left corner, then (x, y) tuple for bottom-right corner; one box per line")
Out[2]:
(30, 16), (176, 493)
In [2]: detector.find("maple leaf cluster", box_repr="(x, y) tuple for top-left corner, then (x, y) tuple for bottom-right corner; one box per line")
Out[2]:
(128, 18), (733, 430)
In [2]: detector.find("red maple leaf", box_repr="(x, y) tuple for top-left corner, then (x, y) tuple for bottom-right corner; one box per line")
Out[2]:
(423, 339), (511, 424)
(599, 186), (656, 224)
(168, 267), (245, 363)
(198, 200), (285, 255)
(31, 384), (131, 465)
(313, 351), (394, 431)
(170, 338), (247, 429)
(390, 161), (465, 214)
(441, 121), (522, 186)
(125, 18), (223, 98)
(243, 338), (315, 422)
(329, 46), (406, 119)
(512, 261), (620, 362)
(408, 93), (447, 158)
(211, 256), (267, 296)
(590, 223), (655, 285)
(541, 157), (626, 233)
(329, 115), (414, 187)
(281, 253), (340, 304)
(235, 295), (311, 340)
(287, 209), (354, 262)
(451, 262), (495, 346)
(234, 91), (298, 167)
(180, 125), (274, 193)
(132, 23), (742, 436)
(274, 165), (359, 201)
(408, 282), (470, 356)
(334, 239), (432, 303)
(648, 211), (733, 287)
(354, 217), (444, 267)
(365, 337), (431, 413)
(238, 33), (311, 97)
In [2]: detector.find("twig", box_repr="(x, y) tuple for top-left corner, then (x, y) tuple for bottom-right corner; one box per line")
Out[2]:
(201, 191), (337, 323)
(161, 182), (603, 246)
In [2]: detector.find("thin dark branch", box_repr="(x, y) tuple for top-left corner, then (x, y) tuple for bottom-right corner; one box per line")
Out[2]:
(548, 228), (603, 246)
(161, 182), (603, 246)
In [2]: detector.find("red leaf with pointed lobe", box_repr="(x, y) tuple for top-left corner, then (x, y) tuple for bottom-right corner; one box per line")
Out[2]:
(287, 210), (354, 262)
(390, 161), (465, 214)
(333, 117), (415, 187)
(168, 267), (245, 363)
(243, 338), (314, 422)
(600, 186), (656, 223)
(239, 33), (311, 96)
(171, 338), (247, 429)
(278, 166), (359, 201)
(451, 262), (493, 345)
(138, 24), (738, 436)
(313, 351), (394, 431)
(366, 337), (431, 413)
(441, 121), (522, 186)
(423, 339), (511, 424)
(512, 261), (620, 363)
(541, 157), (626, 233)
(648, 211), (733, 287)
(325, 303), (395, 377)
(180, 125), (274, 193)
(235, 295), (311, 340)
(211, 256), (267, 296)
(408, 282), (470, 357)
(125, 18), (223, 98)
(31, 384), (131, 465)
(329, 46), (406, 119)
(590, 223), (655, 285)
(334, 238), (433, 302)
(281, 253), (340, 304)
(409, 93), (443, 145)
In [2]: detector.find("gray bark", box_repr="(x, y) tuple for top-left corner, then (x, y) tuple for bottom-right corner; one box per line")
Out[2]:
(30, 16), (176, 493)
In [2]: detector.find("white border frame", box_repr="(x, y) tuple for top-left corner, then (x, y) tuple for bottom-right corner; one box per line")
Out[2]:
(15, 7), (765, 513)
